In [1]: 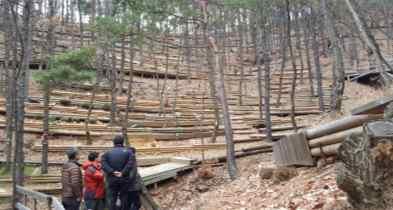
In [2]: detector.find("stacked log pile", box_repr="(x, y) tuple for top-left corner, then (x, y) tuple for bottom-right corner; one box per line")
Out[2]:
(274, 96), (393, 167)
(306, 114), (382, 157)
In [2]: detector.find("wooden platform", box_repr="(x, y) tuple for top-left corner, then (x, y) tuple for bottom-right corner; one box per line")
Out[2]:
(140, 157), (194, 185)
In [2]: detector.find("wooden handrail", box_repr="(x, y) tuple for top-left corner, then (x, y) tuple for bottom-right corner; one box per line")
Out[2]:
(15, 202), (30, 210)
(15, 185), (65, 210)
(16, 186), (51, 201)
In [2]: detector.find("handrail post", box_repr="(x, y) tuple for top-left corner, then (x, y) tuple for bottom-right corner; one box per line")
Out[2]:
(48, 196), (53, 210)
(33, 198), (37, 210)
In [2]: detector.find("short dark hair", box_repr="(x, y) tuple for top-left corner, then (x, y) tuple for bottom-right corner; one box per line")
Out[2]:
(88, 152), (99, 161)
(113, 135), (124, 146)
(66, 147), (79, 160)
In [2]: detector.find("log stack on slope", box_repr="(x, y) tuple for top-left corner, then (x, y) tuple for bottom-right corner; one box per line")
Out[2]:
(273, 96), (393, 166)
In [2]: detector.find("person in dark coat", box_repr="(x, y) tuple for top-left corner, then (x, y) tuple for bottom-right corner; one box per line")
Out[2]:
(126, 147), (141, 210)
(61, 147), (83, 210)
(102, 135), (136, 210)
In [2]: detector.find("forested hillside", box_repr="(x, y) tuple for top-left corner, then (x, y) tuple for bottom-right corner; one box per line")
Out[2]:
(1, 0), (393, 210)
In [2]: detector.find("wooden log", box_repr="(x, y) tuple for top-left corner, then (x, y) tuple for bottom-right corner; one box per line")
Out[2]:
(27, 96), (174, 114)
(310, 143), (340, 157)
(32, 144), (229, 153)
(308, 127), (363, 148)
(305, 114), (382, 139)
(240, 144), (273, 152)
(213, 148), (272, 163)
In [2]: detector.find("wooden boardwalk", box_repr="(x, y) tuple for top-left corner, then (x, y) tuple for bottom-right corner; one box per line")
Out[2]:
(0, 157), (194, 198)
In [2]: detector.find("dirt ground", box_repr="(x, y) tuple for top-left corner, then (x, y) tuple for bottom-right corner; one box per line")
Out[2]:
(152, 154), (352, 210)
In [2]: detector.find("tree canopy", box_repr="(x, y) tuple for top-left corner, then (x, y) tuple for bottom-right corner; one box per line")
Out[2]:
(33, 47), (96, 89)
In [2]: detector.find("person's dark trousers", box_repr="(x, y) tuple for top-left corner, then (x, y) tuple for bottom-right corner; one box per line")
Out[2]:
(85, 199), (105, 210)
(128, 190), (141, 210)
(108, 178), (131, 210)
(62, 198), (80, 210)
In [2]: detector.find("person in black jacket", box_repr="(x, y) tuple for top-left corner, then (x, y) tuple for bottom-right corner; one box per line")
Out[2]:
(126, 147), (141, 210)
(102, 135), (136, 210)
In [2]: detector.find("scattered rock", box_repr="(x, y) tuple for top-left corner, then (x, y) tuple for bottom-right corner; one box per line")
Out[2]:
(196, 184), (210, 193)
(317, 158), (327, 169)
(59, 99), (71, 106)
(259, 168), (274, 180)
(312, 202), (324, 209)
(317, 156), (337, 169)
(272, 167), (298, 184)
(259, 167), (298, 184)
(197, 166), (215, 180)
(326, 156), (336, 164)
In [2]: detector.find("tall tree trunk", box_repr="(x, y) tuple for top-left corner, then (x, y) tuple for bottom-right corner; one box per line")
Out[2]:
(85, 84), (98, 145)
(302, 12), (315, 96)
(344, 0), (393, 84)
(91, 0), (96, 40)
(294, 7), (305, 84)
(276, 22), (288, 107)
(208, 37), (238, 180)
(199, 1), (237, 179)
(70, 0), (75, 23)
(184, 21), (192, 81)
(123, 36), (135, 146)
(202, 18), (220, 143)
(3, 0), (13, 170)
(77, 0), (84, 47)
(41, 88), (50, 174)
(311, 8), (325, 112)
(237, 10), (245, 106)
(160, 35), (169, 116)
(61, 0), (65, 25)
(349, 25), (359, 71)
(85, 48), (104, 144)
(41, 0), (55, 175)
(110, 48), (118, 124)
(262, 20), (273, 142)
(263, 53), (273, 141)
(11, 0), (32, 207)
(118, 35), (126, 96)
(257, 58), (264, 121)
(286, 0), (298, 131)
(321, 0), (345, 112)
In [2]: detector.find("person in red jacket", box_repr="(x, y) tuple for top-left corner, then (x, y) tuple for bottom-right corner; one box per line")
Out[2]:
(82, 152), (105, 210)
